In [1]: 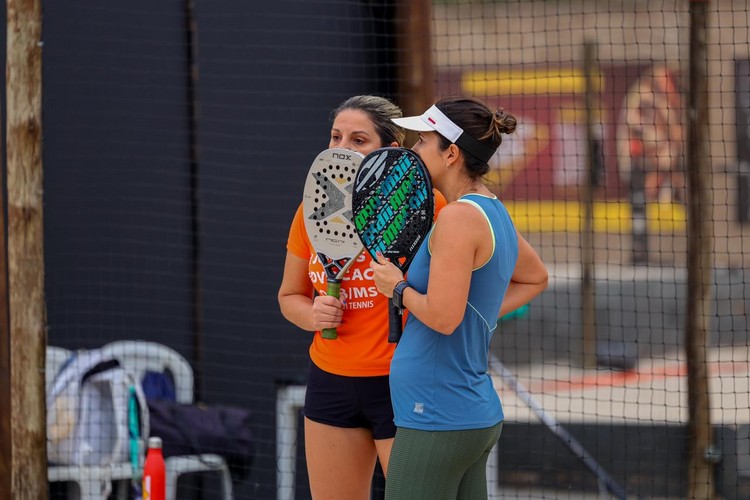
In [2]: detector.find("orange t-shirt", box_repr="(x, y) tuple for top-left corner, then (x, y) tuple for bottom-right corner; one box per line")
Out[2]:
(285, 190), (446, 377)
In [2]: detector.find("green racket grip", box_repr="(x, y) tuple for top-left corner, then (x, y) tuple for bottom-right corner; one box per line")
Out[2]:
(321, 279), (342, 340)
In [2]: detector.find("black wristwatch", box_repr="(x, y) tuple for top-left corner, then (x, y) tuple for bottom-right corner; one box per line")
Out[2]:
(392, 280), (411, 311)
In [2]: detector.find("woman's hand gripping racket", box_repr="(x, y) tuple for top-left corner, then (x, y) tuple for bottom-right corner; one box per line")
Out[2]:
(303, 148), (365, 340)
(352, 148), (435, 343)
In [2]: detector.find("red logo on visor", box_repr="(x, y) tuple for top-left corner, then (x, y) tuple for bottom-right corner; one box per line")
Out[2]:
(427, 117), (436, 124)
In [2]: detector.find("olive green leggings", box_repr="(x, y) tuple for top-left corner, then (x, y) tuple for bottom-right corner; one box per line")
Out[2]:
(385, 422), (503, 500)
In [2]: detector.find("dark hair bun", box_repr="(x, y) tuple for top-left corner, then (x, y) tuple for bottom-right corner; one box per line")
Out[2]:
(494, 108), (517, 135)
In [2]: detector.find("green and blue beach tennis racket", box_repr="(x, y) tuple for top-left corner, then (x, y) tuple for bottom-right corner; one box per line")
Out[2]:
(352, 147), (435, 343)
(302, 148), (365, 340)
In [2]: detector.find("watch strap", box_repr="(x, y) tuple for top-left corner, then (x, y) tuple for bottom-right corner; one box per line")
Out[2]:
(393, 280), (410, 311)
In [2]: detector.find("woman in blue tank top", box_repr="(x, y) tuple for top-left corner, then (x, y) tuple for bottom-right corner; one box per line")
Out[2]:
(370, 97), (549, 500)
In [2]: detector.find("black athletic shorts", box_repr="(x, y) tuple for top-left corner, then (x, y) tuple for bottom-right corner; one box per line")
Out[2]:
(303, 361), (397, 440)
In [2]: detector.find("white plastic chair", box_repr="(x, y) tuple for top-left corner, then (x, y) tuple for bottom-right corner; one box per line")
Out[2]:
(101, 340), (234, 500)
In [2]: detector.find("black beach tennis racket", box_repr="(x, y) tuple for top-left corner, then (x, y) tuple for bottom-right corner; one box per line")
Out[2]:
(303, 148), (365, 339)
(352, 147), (435, 343)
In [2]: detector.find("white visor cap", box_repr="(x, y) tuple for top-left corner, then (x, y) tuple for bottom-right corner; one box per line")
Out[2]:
(393, 104), (498, 164)
(391, 105), (464, 143)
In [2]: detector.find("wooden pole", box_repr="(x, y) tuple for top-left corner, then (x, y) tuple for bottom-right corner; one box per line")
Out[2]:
(6, 0), (47, 498)
(581, 40), (597, 369)
(686, 0), (716, 498)
(0, 81), (11, 500)
(395, 0), (434, 144)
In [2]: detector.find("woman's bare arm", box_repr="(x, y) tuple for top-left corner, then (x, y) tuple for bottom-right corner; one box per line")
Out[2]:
(498, 231), (548, 318)
(278, 252), (343, 332)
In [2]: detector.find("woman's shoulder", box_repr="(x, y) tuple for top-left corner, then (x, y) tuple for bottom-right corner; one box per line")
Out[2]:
(435, 199), (487, 229)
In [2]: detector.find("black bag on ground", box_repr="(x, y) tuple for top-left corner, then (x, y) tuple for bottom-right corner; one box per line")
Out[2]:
(146, 399), (255, 481)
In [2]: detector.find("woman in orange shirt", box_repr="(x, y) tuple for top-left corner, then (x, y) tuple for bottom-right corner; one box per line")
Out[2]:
(278, 95), (446, 500)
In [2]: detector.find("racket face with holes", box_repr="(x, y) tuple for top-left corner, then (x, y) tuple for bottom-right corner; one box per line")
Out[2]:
(302, 148), (364, 268)
(352, 147), (434, 271)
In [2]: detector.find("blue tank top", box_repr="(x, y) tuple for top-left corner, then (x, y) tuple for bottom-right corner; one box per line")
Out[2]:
(390, 194), (518, 431)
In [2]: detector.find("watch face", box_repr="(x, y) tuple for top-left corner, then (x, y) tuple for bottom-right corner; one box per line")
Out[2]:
(393, 289), (403, 309)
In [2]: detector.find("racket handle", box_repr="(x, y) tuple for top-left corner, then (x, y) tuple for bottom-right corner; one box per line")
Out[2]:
(387, 298), (403, 343)
(321, 279), (342, 340)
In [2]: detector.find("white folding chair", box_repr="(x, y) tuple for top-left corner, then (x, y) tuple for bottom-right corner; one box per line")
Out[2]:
(101, 340), (234, 500)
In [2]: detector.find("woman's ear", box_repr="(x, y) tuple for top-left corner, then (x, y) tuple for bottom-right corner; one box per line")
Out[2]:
(389, 140), (399, 148)
(445, 143), (461, 167)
